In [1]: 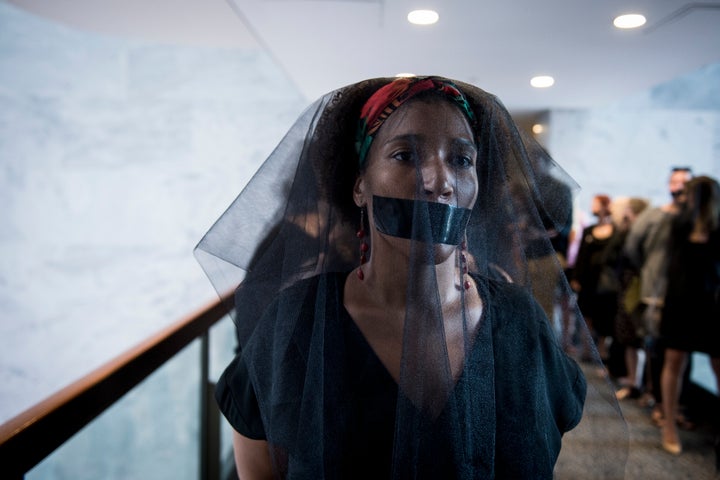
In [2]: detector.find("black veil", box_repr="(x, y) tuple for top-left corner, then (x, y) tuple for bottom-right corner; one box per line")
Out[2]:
(195, 77), (627, 478)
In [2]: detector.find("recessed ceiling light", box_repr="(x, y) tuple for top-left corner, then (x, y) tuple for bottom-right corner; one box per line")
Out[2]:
(407, 10), (439, 25)
(530, 76), (555, 88)
(532, 124), (544, 134)
(613, 14), (646, 29)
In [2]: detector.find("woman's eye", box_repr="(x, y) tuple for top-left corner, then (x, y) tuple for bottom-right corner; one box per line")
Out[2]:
(392, 151), (416, 163)
(451, 155), (475, 168)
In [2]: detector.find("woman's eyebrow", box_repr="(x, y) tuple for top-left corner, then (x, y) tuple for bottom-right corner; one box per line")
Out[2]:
(385, 133), (422, 144)
(385, 134), (476, 149)
(453, 138), (478, 151)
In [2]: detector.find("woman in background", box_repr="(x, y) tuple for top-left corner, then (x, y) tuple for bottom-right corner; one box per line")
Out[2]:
(659, 175), (720, 455)
(607, 197), (650, 399)
(572, 194), (617, 361)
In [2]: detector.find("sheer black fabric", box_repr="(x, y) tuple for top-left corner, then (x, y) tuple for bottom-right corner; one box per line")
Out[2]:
(195, 77), (628, 478)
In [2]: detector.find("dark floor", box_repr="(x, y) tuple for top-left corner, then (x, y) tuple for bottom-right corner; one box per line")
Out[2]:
(556, 361), (719, 480)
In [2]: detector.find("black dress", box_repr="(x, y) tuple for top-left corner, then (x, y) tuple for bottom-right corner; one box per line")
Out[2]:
(661, 223), (720, 357)
(216, 272), (586, 479)
(573, 224), (618, 337)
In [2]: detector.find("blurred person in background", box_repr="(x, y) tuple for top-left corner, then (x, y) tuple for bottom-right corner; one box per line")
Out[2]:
(604, 197), (650, 399)
(624, 167), (693, 424)
(524, 159), (573, 326)
(659, 175), (720, 455)
(571, 194), (617, 362)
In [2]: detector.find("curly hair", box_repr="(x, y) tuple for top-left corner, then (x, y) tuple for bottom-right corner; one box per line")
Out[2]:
(308, 78), (389, 224)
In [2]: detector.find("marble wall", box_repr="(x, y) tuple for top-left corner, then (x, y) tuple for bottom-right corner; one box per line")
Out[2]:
(0, 2), (305, 477)
(547, 63), (720, 222)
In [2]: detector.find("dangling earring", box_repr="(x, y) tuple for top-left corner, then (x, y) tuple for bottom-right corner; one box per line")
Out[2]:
(357, 208), (369, 280)
(459, 236), (471, 290)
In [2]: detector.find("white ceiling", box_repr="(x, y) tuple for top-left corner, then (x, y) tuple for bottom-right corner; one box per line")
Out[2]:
(7, 0), (720, 115)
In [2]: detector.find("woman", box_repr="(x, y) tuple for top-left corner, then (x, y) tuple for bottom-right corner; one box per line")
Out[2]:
(571, 194), (617, 361)
(607, 197), (650, 399)
(659, 175), (720, 455)
(196, 77), (625, 478)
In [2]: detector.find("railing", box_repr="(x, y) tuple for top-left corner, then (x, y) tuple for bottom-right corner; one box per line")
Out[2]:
(0, 294), (233, 480)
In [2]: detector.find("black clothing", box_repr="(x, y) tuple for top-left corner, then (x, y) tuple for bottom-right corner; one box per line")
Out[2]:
(573, 224), (618, 337)
(216, 272), (585, 479)
(662, 223), (720, 357)
(197, 77), (627, 478)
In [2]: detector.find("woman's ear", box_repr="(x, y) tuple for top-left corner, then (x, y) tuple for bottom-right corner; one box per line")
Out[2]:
(353, 176), (366, 207)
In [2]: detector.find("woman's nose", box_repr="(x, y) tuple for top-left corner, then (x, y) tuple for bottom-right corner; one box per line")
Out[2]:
(422, 160), (454, 201)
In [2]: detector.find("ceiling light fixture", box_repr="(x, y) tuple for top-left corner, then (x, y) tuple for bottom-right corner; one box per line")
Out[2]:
(407, 10), (439, 25)
(613, 13), (646, 29)
(532, 124), (544, 134)
(530, 76), (555, 88)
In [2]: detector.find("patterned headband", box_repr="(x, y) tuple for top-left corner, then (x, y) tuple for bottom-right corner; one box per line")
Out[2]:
(355, 76), (475, 168)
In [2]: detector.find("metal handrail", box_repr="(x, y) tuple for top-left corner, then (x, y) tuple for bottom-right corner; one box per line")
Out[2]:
(0, 294), (233, 479)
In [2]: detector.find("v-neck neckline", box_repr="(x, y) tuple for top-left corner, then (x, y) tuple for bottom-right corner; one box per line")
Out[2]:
(337, 271), (488, 412)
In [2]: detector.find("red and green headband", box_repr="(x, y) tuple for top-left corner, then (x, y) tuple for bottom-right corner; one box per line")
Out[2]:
(355, 76), (475, 168)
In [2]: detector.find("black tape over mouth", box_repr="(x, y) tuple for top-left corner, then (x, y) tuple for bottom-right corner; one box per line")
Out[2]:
(372, 195), (471, 246)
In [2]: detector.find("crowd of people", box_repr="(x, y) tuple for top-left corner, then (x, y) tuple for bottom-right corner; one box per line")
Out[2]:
(560, 167), (720, 458)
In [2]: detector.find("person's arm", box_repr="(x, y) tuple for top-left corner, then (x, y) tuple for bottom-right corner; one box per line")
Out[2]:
(233, 429), (274, 480)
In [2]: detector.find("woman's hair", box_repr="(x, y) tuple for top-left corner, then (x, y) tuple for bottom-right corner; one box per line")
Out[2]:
(310, 78), (482, 224)
(309, 78), (388, 223)
(595, 194), (611, 210)
(609, 196), (649, 227)
(684, 175), (720, 232)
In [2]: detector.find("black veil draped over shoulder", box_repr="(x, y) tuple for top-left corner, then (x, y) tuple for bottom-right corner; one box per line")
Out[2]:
(195, 77), (627, 479)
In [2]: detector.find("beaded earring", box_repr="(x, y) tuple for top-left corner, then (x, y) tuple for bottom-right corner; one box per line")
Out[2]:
(357, 208), (369, 280)
(459, 237), (471, 290)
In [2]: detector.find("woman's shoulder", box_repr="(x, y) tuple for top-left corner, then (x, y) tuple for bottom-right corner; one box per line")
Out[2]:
(250, 271), (346, 307)
(279, 271), (346, 302)
(634, 206), (666, 225)
(472, 273), (538, 311)
(472, 273), (551, 333)
(237, 272), (347, 345)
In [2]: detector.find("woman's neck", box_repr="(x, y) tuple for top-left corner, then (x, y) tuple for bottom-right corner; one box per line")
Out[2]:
(596, 214), (612, 225)
(689, 219), (709, 243)
(359, 243), (461, 310)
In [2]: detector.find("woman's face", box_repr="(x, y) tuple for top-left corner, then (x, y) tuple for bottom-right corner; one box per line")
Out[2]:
(355, 97), (478, 207)
(591, 196), (608, 217)
(354, 97), (478, 257)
